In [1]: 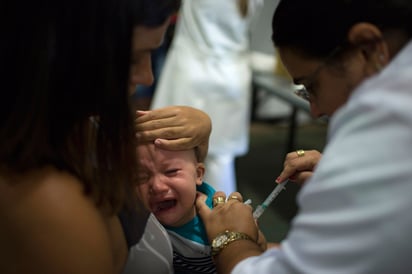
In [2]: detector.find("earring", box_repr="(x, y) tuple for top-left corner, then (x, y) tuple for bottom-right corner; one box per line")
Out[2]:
(374, 53), (385, 72)
(374, 62), (383, 71)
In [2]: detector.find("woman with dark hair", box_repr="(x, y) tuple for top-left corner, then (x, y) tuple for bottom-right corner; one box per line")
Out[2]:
(0, 0), (213, 273)
(194, 0), (412, 273)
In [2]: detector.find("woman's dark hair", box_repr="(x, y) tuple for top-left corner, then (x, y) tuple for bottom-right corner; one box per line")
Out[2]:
(272, 0), (412, 59)
(131, 0), (181, 27)
(0, 0), (179, 212)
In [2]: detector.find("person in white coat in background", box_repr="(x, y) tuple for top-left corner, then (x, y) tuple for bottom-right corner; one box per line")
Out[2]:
(151, 0), (264, 195)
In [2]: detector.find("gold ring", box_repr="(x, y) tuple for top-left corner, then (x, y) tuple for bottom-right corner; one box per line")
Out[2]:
(213, 196), (225, 207)
(228, 195), (240, 201)
(296, 149), (305, 157)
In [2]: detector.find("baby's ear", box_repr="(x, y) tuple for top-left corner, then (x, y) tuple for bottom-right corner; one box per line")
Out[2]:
(196, 163), (205, 185)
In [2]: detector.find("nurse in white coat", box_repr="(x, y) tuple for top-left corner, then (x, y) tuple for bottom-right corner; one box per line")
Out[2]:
(151, 0), (263, 194)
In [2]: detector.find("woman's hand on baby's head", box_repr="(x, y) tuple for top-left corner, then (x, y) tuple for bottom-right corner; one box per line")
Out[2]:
(135, 106), (211, 161)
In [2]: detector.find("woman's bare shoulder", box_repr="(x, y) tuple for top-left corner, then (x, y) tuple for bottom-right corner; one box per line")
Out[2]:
(0, 167), (115, 274)
(0, 166), (96, 218)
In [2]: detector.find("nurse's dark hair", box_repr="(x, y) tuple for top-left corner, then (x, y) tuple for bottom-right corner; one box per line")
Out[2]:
(0, 0), (180, 212)
(272, 0), (412, 59)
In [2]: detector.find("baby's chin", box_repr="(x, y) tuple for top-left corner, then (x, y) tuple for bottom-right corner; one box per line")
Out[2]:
(156, 214), (184, 227)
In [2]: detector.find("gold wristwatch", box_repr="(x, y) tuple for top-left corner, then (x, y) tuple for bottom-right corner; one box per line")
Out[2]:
(211, 230), (252, 257)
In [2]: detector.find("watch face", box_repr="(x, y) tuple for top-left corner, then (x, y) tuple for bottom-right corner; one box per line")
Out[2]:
(214, 234), (229, 246)
(211, 231), (252, 257)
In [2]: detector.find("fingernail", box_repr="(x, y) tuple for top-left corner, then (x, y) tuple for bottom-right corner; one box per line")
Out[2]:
(244, 199), (252, 205)
(275, 177), (282, 183)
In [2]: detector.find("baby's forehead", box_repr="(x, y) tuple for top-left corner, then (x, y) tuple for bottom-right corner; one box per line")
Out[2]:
(137, 143), (197, 159)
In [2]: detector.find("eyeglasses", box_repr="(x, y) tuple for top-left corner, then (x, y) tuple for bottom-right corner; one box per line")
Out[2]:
(294, 47), (342, 102)
(294, 85), (311, 101)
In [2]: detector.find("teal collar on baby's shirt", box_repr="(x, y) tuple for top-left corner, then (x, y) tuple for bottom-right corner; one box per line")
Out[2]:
(198, 181), (214, 209)
(165, 182), (215, 245)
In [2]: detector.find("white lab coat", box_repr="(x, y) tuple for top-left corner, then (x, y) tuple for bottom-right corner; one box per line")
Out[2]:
(233, 40), (412, 273)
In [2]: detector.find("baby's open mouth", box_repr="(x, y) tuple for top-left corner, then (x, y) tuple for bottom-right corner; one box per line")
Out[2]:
(153, 199), (177, 213)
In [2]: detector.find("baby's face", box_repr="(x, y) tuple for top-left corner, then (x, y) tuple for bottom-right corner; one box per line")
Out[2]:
(136, 144), (205, 227)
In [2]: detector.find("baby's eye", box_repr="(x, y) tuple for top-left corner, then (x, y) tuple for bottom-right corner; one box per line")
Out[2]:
(165, 169), (179, 176)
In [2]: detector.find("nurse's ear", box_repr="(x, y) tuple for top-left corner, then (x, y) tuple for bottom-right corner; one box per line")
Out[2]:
(347, 23), (389, 75)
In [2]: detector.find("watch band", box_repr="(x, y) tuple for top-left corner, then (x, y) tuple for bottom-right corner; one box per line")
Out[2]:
(211, 230), (253, 257)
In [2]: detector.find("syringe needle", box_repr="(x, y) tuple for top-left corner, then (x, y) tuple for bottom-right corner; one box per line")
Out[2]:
(253, 180), (289, 219)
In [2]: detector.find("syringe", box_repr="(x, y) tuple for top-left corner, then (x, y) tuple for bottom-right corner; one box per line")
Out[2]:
(253, 180), (289, 219)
